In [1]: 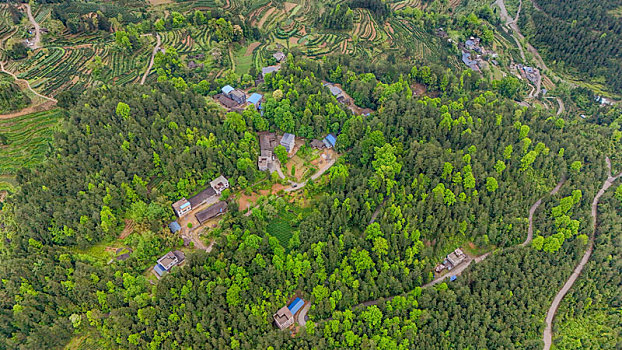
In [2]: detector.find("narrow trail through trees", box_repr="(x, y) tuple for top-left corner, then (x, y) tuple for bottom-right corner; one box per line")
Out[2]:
(141, 33), (161, 85)
(543, 157), (622, 350)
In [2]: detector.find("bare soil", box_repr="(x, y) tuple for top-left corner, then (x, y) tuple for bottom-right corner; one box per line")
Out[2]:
(245, 42), (261, 56)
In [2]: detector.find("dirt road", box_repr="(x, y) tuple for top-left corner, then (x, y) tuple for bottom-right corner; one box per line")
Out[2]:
(523, 178), (565, 246)
(542, 157), (622, 349)
(25, 4), (41, 49)
(141, 33), (161, 85)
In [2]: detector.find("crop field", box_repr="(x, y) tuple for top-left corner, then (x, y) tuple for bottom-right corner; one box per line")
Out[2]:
(5, 40), (151, 96)
(0, 109), (62, 175)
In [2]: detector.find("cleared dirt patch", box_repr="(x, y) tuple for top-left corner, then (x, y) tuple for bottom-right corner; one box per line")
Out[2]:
(147, 0), (172, 5)
(245, 42), (261, 56)
(284, 2), (297, 12)
(258, 7), (277, 29)
(118, 220), (135, 239)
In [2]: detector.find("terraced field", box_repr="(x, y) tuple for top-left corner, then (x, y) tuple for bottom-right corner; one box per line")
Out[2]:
(4, 39), (152, 96)
(0, 109), (62, 175)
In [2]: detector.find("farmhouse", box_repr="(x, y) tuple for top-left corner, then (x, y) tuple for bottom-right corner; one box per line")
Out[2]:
(229, 90), (246, 104)
(445, 248), (466, 270)
(172, 198), (192, 217)
(461, 52), (480, 71)
(195, 201), (228, 224)
(258, 156), (270, 171)
(262, 66), (280, 79)
(172, 176), (227, 217)
(189, 186), (217, 208)
(273, 51), (286, 62)
(280, 133), (296, 153)
(214, 94), (239, 109)
(221, 85), (247, 104)
(209, 175), (229, 194)
(310, 139), (325, 149)
(153, 250), (185, 278)
(273, 297), (306, 330)
(273, 306), (294, 330)
(258, 132), (277, 170)
(325, 83), (346, 103)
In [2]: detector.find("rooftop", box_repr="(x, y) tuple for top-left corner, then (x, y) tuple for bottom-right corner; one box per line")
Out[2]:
(157, 251), (179, 271)
(222, 85), (234, 95)
(273, 306), (294, 329)
(281, 133), (295, 144)
(195, 201), (228, 224)
(248, 93), (263, 105)
(188, 187), (217, 208)
(215, 94), (239, 108)
(210, 175), (229, 193)
(262, 66), (280, 76)
(169, 221), (181, 233)
(288, 298), (305, 315)
(323, 134), (336, 148)
(273, 51), (286, 62)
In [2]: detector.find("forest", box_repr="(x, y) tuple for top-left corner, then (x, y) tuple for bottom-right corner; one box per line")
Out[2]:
(0, 0), (621, 349)
(1, 52), (621, 349)
(520, 0), (622, 92)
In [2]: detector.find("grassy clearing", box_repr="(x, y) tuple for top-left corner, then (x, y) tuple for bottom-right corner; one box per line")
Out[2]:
(234, 44), (254, 74)
(267, 209), (297, 247)
(0, 109), (62, 175)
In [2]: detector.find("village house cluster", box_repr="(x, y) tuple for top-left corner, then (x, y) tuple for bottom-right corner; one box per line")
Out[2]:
(170, 175), (229, 228)
(460, 37), (498, 72)
(516, 64), (540, 85)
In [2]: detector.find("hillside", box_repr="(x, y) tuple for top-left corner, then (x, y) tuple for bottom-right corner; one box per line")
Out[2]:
(0, 1), (621, 349)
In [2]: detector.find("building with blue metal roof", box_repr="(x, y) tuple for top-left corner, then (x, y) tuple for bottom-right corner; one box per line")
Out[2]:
(322, 134), (336, 149)
(247, 93), (263, 107)
(168, 221), (181, 233)
(288, 298), (305, 315)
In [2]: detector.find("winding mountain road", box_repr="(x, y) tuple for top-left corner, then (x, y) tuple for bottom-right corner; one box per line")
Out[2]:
(331, 177), (568, 316)
(543, 157), (622, 349)
(524, 178), (566, 247)
(141, 33), (161, 85)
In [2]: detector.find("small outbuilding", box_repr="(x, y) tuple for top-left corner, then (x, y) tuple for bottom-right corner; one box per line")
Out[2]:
(322, 134), (336, 149)
(247, 93), (263, 107)
(280, 133), (296, 153)
(169, 221), (182, 234)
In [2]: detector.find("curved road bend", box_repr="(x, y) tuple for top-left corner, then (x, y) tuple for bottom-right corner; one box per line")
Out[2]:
(524, 178), (566, 246)
(543, 157), (622, 349)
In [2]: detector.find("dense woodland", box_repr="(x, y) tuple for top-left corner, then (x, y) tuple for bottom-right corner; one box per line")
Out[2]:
(1, 52), (621, 349)
(1, 0), (622, 348)
(520, 0), (622, 91)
